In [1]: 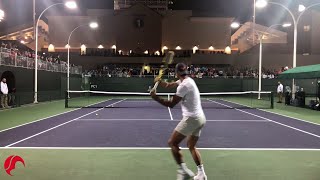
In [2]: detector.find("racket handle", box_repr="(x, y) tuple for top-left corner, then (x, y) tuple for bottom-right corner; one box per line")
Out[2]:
(153, 81), (160, 90)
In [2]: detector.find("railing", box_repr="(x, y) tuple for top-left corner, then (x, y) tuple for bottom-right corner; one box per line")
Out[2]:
(0, 48), (82, 75)
(83, 73), (277, 79)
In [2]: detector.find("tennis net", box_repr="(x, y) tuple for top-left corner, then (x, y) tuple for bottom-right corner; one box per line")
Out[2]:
(65, 91), (274, 109)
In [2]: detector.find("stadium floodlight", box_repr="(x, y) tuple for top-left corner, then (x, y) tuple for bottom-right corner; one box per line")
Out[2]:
(65, 1), (77, 9)
(0, 9), (4, 21)
(298, 4), (306, 12)
(230, 22), (240, 29)
(162, 46), (168, 53)
(192, 46), (199, 54)
(256, 23), (291, 99)
(89, 22), (99, 29)
(34, 1), (77, 103)
(255, 1), (320, 99)
(256, 0), (268, 8)
(282, 23), (292, 28)
(66, 22), (99, 97)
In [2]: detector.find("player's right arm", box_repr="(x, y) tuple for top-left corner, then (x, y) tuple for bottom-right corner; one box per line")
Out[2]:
(154, 77), (178, 89)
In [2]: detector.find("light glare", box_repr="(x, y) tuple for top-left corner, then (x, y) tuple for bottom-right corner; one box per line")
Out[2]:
(89, 22), (98, 29)
(282, 23), (292, 28)
(230, 22), (240, 29)
(298, 4), (306, 12)
(65, 1), (77, 9)
(0, 9), (4, 20)
(256, 0), (268, 8)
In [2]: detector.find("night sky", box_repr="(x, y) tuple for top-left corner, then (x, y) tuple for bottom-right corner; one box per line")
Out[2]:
(0, 0), (317, 33)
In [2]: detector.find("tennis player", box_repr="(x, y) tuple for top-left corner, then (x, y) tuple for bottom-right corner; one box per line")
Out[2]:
(150, 63), (207, 180)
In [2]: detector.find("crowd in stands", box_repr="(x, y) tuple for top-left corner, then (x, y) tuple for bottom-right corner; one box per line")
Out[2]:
(82, 48), (229, 58)
(0, 41), (79, 73)
(83, 64), (287, 79)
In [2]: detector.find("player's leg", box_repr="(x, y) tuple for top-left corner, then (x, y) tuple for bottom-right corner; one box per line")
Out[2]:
(168, 130), (186, 164)
(188, 135), (207, 180)
(188, 115), (207, 180)
(187, 135), (202, 166)
(170, 119), (196, 179)
(168, 130), (195, 179)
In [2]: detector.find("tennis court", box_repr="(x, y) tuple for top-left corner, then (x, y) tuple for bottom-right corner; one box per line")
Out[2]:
(0, 91), (320, 180)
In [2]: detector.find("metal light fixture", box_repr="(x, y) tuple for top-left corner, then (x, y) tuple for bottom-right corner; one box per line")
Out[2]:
(256, 0), (268, 8)
(282, 23), (292, 28)
(89, 22), (98, 29)
(230, 22), (240, 29)
(65, 1), (77, 9)
(298, 4), (306, 12)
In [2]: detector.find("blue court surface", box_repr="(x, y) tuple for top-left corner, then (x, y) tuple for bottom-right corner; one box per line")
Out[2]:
(0, 99), (320, 149)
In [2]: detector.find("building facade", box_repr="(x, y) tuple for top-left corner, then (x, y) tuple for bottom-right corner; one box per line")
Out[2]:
(114, 0), (170, 10)
(47, 4), (234, 54)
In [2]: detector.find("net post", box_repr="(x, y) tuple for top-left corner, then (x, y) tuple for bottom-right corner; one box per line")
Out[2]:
(271, 91), (274, 109)
(65, 91), (68, 108)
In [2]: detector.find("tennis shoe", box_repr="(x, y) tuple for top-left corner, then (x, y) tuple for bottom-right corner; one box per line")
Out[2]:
(177, 169), (195, 180)
(194, 172), (207, 180)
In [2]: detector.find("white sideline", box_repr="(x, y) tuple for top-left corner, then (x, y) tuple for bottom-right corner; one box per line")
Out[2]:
(0, 99), (112, 133)
(5, 99), (126, 147)
(168, 107), (173, 120)
(76, 119), (268, 122)
(222, 99), (320, 126)
(0, 147), (319, 151)
(208, 99), (320, 139)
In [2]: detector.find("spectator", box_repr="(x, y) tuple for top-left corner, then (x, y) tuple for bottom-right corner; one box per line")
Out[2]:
(8, 87), (16, 107)
(277, 81), (284, 103)
(1, 78), (9, 108)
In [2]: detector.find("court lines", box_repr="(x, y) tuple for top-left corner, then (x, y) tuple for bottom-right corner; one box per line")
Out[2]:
(207, 99), (320, 139)
(1, 147), (320, 151)
(76, 119), (269, 122)
(2, 98), (320, 148)
(4, 99), (126, 147)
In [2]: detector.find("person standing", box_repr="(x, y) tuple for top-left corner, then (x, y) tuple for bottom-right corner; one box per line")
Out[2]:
(150, 63), (207, 180)
(277, 81), (284, 103)
(1, 78), (9, 108)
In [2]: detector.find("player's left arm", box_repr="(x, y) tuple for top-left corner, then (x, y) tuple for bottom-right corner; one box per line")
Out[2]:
(150, 92), (182, 108)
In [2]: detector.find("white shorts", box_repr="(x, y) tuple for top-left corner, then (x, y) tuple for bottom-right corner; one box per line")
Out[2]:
(175, 115), (206, 137)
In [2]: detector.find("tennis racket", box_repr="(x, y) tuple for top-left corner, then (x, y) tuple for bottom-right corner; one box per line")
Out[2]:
(150, 51), (175, 91)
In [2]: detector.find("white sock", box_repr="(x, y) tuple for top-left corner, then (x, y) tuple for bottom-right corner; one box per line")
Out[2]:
(197, 164), (205, 173)
(179, 163), (189, 171)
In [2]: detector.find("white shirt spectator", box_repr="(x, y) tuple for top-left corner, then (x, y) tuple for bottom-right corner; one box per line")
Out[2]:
(176, 77), (204, 117)
(277, 83), (284, 93)
(1, 81), (8, 95)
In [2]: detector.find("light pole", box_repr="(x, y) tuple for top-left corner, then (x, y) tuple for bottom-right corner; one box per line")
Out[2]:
(67, 22), (98, 97)
(256, 0), (320, 99)
(34, 1), (77, 103)
(253, 0), (256, 46)
(231, 22), (291, 99)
